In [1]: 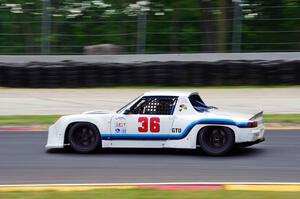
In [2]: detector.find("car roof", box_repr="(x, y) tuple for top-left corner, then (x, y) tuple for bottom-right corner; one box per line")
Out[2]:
(143, 90), (198, 97)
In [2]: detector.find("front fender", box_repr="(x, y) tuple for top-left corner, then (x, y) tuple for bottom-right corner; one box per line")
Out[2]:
(46, 114), (113, 149)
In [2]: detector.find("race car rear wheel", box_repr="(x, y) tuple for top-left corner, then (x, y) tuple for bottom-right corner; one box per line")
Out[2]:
(68, 122), (101, 153)
(198, 126), (234, 156)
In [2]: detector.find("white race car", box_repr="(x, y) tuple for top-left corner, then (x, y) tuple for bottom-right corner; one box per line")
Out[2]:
(46, 90), (265, 155)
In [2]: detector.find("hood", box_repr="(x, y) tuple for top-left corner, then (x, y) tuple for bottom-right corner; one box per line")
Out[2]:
(82, 110), (112, 114)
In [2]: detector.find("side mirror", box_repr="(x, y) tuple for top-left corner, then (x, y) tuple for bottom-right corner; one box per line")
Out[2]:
(124, 108), (132, 115)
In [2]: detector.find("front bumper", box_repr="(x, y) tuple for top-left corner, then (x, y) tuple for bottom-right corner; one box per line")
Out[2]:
(45, 124), (64, 149)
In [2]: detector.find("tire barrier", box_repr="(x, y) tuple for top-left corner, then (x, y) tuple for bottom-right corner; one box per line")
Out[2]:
(0, 60), (299, 87)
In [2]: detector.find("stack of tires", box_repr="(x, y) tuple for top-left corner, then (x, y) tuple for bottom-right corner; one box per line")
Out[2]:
(0, 60), (299, 87)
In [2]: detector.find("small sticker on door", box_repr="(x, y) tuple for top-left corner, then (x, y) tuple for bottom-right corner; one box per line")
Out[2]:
(179, 104), (187, 112)
(114, 116), (126, 134)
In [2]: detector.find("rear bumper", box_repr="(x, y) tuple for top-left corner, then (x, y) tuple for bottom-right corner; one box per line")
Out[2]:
(235, 124), (265, 143)
(236, 137), (265, 147)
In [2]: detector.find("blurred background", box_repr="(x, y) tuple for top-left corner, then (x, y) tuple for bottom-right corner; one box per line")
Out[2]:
(0, 1), (300, 195)
(0, 0), (300, 55)
(0, 0), (300, 88)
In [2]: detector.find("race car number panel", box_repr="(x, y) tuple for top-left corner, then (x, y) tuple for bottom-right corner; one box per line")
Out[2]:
(138, 117), (148, 132)
(111, 114), (174, 136)
(138, 117), (160, 133)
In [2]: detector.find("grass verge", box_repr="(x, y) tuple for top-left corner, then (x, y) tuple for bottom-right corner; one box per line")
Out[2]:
(264, 114), (300, 124)
(0, 114), (299, 126)
(0, 115), (61, 126)
(0, 189), (299, 199)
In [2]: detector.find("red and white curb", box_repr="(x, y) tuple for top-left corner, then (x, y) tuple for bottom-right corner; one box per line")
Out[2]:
(0, 183), (299, 192)
(0, 126), (47, 132)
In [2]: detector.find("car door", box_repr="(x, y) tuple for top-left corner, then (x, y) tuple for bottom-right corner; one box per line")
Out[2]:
(110, 96), (177, 141)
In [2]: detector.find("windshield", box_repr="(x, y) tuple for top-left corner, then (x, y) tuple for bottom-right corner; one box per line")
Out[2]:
(116, 95), (142, 113)
(189, 94), (215, 112)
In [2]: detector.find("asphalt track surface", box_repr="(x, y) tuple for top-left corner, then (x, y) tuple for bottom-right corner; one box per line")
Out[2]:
(0, 130), (299, 185)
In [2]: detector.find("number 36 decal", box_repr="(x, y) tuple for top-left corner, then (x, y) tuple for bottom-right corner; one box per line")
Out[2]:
(138, 117), (160, 133)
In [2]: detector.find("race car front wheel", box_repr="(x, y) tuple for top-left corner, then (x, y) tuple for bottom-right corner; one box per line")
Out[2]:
(198, 126), (234, 156)
(68, 122), (101, 153)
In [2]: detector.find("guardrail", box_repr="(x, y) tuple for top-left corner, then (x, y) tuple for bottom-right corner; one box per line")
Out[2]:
(1, 53), (300, 63)
(0, 60), (299, 87)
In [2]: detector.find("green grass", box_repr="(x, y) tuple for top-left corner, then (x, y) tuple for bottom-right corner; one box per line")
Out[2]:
(0, 114), (299, 126)
(0, 115), (61, 126)
(264, 114), (300, 124)
(0, 189), (299, 199)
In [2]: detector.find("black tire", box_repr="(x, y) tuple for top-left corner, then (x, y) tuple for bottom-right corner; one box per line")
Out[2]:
(68, 122), (101, 153)
(198, 126), (234, 156)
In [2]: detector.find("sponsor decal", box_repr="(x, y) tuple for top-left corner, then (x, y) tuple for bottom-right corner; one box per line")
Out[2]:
(179, 104), (187, 112)
(114, 116), (126, 134)
(172, 128), (182, 133)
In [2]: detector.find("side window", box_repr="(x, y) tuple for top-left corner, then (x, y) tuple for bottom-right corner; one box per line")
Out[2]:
(189, 94), (211, 112)
(130, 96), (177, 115)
